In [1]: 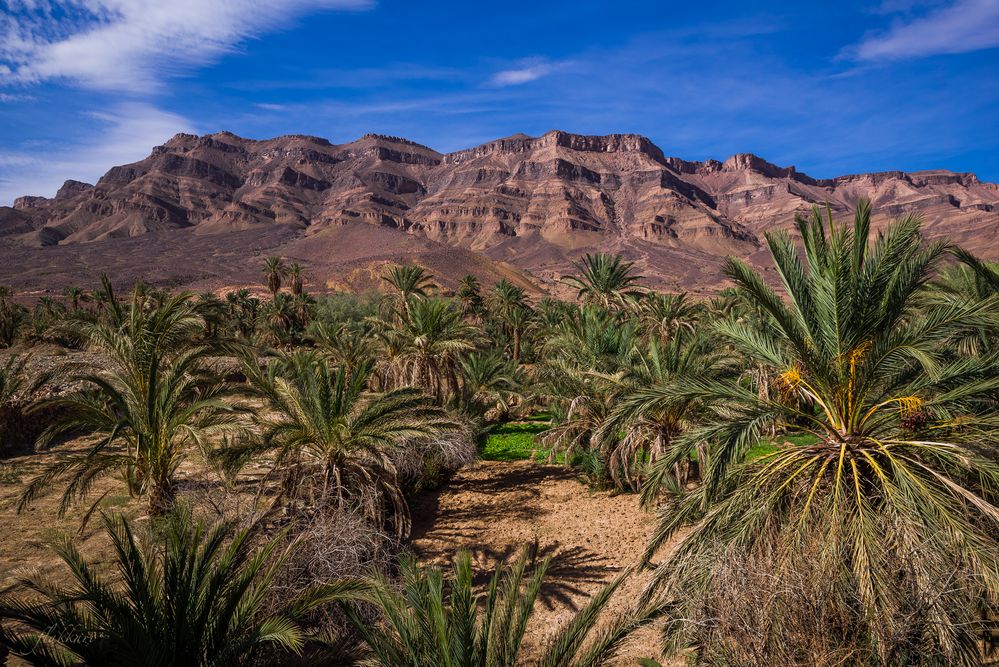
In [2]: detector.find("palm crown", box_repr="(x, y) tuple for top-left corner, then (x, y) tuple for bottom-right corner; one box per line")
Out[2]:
(641, 201), (999, 664)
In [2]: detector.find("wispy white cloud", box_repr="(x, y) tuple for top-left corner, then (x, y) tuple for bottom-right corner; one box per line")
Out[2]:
(0, 0), (373, 92)
(0, 92), (34, 103)
(847, 0), (999, 61)
(488, 58), (568, 87)
(0, 102), (193, 203)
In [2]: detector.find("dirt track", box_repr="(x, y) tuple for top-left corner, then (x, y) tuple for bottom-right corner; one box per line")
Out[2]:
(409, 460), (671, 665)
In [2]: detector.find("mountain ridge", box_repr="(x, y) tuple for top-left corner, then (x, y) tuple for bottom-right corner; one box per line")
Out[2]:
(2, 129), (997, 294)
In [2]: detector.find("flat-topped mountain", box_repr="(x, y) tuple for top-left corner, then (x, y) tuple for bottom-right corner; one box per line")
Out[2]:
(2, 130), (997, 293)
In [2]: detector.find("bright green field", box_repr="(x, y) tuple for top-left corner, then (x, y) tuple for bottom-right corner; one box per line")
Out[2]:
(480, 421), (550, 461)
(481, 421), (819, 464)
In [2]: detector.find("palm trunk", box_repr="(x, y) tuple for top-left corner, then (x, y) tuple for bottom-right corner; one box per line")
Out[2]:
(148, 480), (176, 517)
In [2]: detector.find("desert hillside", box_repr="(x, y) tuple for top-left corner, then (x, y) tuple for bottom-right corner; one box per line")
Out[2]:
(2, 129), (997, 293)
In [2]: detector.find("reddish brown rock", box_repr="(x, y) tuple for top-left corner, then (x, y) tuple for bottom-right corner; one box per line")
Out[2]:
(1, 130), (997, 294)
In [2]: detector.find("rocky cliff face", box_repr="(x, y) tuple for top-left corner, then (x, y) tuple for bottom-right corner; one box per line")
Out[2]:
(3, 129), (998, 291)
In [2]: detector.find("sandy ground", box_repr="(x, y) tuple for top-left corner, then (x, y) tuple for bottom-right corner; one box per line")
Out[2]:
(0, 449), (676, 665)
(409, 460), (672, 666)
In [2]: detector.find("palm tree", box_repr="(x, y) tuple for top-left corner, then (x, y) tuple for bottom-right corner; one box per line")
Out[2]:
(196, 292), (227, 340)
(487, 280), (530, 361)
(456, 274), (484, 319)
(287, 262), (305, 296)
(62, 285), (87, 311)
(0, 355), (48, 451)
(536, 306), (638, 480)
(382, 264), (436, 319)
(241, 351), (462, 537)
(457, 350), (523, 422)
(392, 298), (479, 400)
(597, 330), (732, 495)
(0, 512), (364, 666)
(563, 253), (644, 308)
(263, 292), (296, 346)
(640, 201), (999, 664)
(349, 548), (661, 667)
(225, 288), (260, 339)
(262, 256), (287, 296)
(19, 288), (244, 517)
(634, 292), (699, 341)
(308, 320), (377, 376)
(0, 290), (27, 348)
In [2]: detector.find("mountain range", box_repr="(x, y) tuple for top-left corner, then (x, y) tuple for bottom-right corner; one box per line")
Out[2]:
(2, 129), (997, 295)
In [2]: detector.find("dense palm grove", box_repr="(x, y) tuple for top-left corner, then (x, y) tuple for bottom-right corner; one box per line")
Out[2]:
(0, 201), (997, 665)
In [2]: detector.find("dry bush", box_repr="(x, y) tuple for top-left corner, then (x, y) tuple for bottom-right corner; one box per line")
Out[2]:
(393, 430), (476, 493)
(260, 505), (395, 664)
(662, 534), (994, 667)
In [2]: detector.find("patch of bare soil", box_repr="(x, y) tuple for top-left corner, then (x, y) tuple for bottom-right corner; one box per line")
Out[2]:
(409, 460), (675, 666)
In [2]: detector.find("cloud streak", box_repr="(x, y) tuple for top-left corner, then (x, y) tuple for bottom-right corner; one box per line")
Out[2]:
(489, 58), (568, 87)
(0, 102), (193, 203)
(848, 0), (999, 61)
(0, 0), (373, 92)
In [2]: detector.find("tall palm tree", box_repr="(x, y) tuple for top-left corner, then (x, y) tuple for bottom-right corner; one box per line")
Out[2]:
(287, 262), (305, 296)
(349, 548), (661, 667)
(62, 285), (87, 311)
(563, 253), (644, 308)
(0, 512), (364, 666)
(19, 289), (244, 517)
(262, 257), (287, 296)
(487, 280), (531, 362)
(392, 298), (479, 400)
(382, 264), (436, 319)
(456, 274), (484, 320)
(241, 351), (462, 536)
(225, 288), (260, 339)
(640, 201), (999, 664)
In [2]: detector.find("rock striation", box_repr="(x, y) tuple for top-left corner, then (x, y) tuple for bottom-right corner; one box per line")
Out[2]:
(2, 129), (997, 291)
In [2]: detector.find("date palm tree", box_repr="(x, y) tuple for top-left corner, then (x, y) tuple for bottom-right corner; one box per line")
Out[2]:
(19, 289), (245, 518)
(457, 350), (523, 422)
(0, 355), (48, 452)
(487, 280), (531, 362)
(382, 265), (436, 319)
(640, 201), (999, 664)
(308, 320), (377, 376)
(563, 253), (644, 309)
(262, 256), (287, 296)
(392, 298), (479, 400)
(0, 512), (364, 666)
(456, 274), (484, 320)
(634, 291), (699, 341)
(597, 330), (732, 495)
(349, 548), (661, 667)
(241, 351), (462, 537)
(225, 288), (260, 339)
(62, 285), (87, 311)
(287, 262), (305, 296)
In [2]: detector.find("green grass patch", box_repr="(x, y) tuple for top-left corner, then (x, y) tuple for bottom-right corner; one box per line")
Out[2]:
(481, 420), (550, 462)
(748, 432), (821, 460)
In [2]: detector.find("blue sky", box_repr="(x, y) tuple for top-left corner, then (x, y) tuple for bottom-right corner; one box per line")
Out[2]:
(1, 0), (997, 203)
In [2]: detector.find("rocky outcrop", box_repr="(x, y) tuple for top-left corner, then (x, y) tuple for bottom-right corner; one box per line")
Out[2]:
(2, 129), (998, 290)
